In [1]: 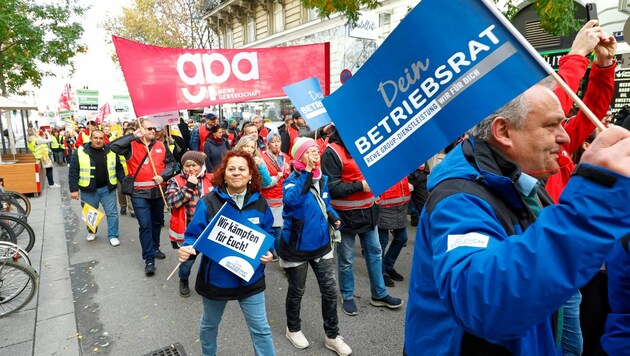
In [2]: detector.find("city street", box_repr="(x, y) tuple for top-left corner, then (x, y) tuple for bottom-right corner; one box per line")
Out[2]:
(1, 166), (415, 355)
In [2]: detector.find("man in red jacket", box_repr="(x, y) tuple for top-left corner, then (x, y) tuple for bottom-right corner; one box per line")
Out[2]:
(546, 20), (616, 203)
(544, 19), (616, 356)
(110, 119), (176, 276)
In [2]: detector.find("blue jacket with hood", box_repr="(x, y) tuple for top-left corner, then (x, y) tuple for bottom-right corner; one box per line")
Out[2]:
(278, 170), (340, 262)
(404, 138), (630, 355)
(183, 186), (274, 300)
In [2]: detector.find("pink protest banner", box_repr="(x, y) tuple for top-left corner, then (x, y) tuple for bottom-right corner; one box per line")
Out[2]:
(112, 36), (330, 117)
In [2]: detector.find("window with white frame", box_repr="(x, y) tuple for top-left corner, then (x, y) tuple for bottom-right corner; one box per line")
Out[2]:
(247, 16), (256, 42)
(226, 26), (233, 48)
(379, 13), (391, 39)
(273, 2), (284, 33)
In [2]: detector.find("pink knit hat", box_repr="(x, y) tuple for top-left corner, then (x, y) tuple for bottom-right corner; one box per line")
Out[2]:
(291, 137), (316, 160)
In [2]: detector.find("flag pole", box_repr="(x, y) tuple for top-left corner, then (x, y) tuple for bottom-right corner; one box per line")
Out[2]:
(136, 118), (169, 207)
(167, 262), (181, 281)
(480, 0), (606, 132)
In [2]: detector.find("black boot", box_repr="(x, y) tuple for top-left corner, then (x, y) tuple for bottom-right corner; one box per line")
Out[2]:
(120, 207), (127, 215)
(179, 279), (190, 297)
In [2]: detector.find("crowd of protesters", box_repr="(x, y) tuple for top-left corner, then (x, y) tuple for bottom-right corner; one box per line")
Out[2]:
(25, 19), (630, 356)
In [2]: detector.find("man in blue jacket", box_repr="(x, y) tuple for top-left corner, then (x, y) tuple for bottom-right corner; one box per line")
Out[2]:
(404, 81), (630, 355)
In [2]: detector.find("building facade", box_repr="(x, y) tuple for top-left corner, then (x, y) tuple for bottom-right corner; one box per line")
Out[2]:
(200, 0), (419, 121)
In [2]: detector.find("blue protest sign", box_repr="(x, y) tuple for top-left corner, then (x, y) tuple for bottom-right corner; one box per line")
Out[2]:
(322, 0), (552, 197)
(283, 77), (332, 130)
(193, 203), (274, 282)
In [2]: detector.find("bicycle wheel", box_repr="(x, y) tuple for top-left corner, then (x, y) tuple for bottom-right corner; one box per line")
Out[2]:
(0, 241), (32, 266)
(0, 215), (35, 252)
(0, 191), (30, 217)
(0, 220), (17, 246)
(0, 195), (27, 220)
(0, 260), (38, 317)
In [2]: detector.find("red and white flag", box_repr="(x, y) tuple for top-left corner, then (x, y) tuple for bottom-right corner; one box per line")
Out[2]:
(112, 36), (330, 117)
(58, 84), (71, 111)
(96, 103), (111, 123)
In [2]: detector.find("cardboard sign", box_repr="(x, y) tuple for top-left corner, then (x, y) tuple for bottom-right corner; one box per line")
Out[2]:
(283, 77), (332, 130)
(193, 203), (274, 282)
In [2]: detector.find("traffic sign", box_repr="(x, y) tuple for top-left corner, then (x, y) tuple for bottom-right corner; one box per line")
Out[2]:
(340, 69), (353, 84)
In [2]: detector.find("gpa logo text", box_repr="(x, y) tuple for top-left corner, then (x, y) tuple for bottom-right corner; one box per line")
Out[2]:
(177, 52), (260, 103)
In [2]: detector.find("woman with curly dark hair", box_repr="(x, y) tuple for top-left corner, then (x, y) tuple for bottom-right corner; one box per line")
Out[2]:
(178, 150), (276, 356)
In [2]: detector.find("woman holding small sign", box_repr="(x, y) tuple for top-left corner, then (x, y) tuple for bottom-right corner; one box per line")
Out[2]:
(178, 150), (276, 356)
(165, 151), (214, 298)
(278, 137), (352, 356)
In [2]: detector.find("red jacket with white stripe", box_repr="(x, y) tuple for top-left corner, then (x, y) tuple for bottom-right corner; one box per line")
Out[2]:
(377, 178), (411, 208)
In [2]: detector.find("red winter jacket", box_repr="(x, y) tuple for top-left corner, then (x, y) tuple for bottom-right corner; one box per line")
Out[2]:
(545, 55), (616, 203)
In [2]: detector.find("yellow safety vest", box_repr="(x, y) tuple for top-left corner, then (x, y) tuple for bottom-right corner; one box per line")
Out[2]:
(27, 136), (47, 160)
(77, 147), (118, 187)
(50, 135), (64, 149)
(80, 131), (90, 145)
(119, 155), (128, 175)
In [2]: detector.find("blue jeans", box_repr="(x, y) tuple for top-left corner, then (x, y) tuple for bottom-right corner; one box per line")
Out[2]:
(81, 186), (119, 239)
(378, 227), (408, 272)
(562, 291), (583, 356)
(45, 167), (54, 186)
(52, 150), (65, 163)
(131, 196), (164, 262)
(200, 293), (275, 356)
(408, 200), (419, 217)
(271, 227), (281, 253)
(285, 258), (338, 338)
(178, 256), (196, 280)
(337, 228), (387, 300)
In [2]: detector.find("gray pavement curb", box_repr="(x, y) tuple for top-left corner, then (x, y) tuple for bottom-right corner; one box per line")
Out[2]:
(0, 168), (81, 355)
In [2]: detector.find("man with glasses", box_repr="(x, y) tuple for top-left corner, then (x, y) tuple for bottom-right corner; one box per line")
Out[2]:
(110, 119), (175, 276)
(251, 115), (270, 143)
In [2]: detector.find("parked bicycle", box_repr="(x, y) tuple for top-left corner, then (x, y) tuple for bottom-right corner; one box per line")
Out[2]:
(0, 241), (38, 317)
(0, 190), (31, 218)
(0, 214), (35, 252)
(0, 190), (35, 252)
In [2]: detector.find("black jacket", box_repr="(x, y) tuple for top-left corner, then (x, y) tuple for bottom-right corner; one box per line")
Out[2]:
(321, 131), (378, 234)
(69, 144), (125, 193)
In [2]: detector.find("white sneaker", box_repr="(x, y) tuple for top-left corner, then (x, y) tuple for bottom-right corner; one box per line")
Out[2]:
(87, 233), (96, 241)
(109, 238), (120, 247)
(325, 335), (352, 356)
(286, 327), (309, 349)
(49, 184), (60, 188)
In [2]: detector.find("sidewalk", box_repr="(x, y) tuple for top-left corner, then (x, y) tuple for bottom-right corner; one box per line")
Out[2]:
(1, 166), (410, 355)
(0, 169), (80, 355)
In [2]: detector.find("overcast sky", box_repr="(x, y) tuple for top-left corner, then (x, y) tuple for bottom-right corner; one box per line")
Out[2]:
(34, 0), (131, 112)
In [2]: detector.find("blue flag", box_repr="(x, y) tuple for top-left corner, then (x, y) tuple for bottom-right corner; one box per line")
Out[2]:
(193, 203), (275, 282)
(283, 77), (332, 130)
(322, 0), (552, 197)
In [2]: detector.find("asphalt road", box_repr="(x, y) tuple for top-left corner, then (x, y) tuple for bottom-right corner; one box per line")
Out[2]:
(60, 168), (416, 356)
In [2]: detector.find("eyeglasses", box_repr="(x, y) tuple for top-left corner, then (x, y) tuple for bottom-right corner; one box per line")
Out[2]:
(145, 127), (156, 131)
